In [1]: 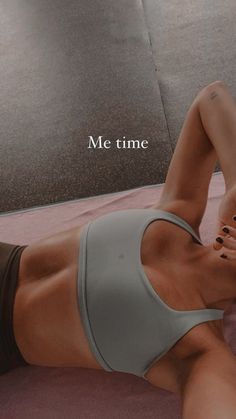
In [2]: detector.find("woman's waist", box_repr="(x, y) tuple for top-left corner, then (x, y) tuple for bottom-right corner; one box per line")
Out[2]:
(13, 262), (99, 368)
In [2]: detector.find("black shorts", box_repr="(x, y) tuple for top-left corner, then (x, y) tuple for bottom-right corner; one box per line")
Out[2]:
(0, 241), (29, 374)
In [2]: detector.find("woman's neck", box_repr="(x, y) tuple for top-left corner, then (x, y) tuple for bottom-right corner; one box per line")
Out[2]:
(191, 242), (236, 310)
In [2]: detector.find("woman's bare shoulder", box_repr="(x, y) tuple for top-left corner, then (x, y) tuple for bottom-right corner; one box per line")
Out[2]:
(149, 200), (201, 238)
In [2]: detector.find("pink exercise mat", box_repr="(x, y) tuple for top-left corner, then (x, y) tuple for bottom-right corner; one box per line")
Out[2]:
(0, 171), (235, 419)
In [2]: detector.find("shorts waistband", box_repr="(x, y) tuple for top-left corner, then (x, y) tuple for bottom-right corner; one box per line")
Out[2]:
(0, 241), (29, 374)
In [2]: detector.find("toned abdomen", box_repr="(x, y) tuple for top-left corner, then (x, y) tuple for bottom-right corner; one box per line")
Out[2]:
(13, 224), (103, 370)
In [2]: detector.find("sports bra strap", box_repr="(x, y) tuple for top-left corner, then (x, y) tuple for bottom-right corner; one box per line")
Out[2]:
(174, 307), (224, 338)
(153, 209), (203, 245)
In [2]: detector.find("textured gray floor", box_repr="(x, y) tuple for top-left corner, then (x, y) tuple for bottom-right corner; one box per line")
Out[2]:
(1, 0), (235, 212)
(143, 0), (236, 148)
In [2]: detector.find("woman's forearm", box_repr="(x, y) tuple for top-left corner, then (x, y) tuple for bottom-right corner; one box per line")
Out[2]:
(198, 81), (236, 190)
(181, 345), (236, 419)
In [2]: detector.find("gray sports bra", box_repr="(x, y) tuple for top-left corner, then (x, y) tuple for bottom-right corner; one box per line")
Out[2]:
(77, 208), (224, 379)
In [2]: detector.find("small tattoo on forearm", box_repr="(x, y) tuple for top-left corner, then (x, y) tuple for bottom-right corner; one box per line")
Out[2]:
(210, 91), (218, 100)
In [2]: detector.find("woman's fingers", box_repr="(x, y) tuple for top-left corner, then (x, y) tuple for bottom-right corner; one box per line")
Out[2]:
(213, 223), (236, 251)
(219, 248), (236, 260)
(221, 225), (236, 239)
(215, 235), (236, 250)
(213, 231), (231, 250)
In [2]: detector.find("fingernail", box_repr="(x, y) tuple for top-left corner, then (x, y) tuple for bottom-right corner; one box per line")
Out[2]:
(216, 236), (224, 243)
(220, 254), (227, 258)
(222, 227), (229, 234)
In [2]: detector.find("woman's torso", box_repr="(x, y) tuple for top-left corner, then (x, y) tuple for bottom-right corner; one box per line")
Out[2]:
(13, 206), (227, 392)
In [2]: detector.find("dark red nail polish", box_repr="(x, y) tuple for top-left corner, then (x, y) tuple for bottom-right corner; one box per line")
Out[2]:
(222, 227), (229, 234)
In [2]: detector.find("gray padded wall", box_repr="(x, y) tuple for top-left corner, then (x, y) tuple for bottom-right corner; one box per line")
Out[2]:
(1, 0), (235, 212)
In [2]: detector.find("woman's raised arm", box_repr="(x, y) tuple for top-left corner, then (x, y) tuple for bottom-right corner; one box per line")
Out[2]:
(180, 344), (236, 419)
(198, 81), (236, 239)
(152, 80), (236, 236)
(151, 82), (218, 234)
(198, 80), (236, 191)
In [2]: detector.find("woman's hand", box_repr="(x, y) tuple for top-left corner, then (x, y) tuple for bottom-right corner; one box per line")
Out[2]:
(213, 184), (236, 257)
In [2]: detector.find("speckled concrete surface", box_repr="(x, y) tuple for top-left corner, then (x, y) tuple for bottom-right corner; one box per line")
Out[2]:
(0, 0), (172, 212)
(1, 0), (234, 212)
(143, 0), (236, 157)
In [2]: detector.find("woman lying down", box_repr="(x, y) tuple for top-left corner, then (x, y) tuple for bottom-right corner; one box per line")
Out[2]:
(1, 80), (236, 419)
